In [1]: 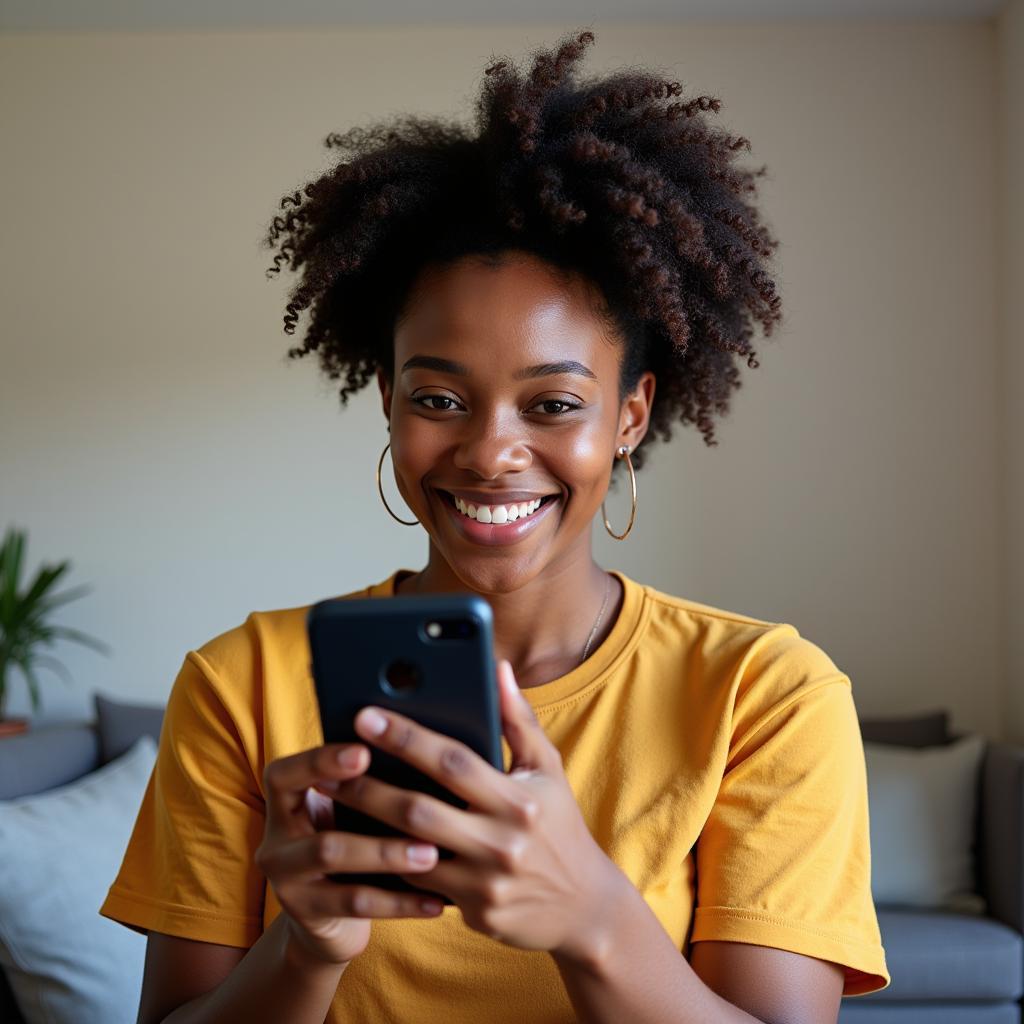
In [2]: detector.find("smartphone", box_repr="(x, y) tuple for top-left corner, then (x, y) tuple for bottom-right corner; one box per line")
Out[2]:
(307, 591), (503, 904)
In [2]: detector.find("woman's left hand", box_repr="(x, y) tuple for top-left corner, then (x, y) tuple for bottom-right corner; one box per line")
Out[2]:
(317, 659), (623, 959)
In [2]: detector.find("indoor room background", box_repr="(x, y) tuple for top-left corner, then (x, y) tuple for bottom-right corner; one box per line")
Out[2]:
(1, 5), (1021, 744)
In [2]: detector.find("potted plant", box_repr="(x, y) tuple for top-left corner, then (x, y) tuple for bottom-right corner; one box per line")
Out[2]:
(0, 525), (111, 736)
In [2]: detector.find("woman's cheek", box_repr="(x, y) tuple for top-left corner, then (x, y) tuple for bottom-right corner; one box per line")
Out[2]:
(554, 426), (612, 509)
(389, 422), (440, 515)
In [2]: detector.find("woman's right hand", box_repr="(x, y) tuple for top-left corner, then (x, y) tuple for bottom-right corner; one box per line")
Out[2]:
(254, 743), (444, 967)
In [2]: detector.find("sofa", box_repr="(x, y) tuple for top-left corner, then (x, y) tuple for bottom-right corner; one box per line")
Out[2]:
(0, 701), (1021, 1024)
(841, 713), (1024, 1024)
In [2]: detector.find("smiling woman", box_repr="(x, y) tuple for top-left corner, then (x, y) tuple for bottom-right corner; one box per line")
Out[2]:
(98, 27), (890, 1024)
(376, 250), (659, 596)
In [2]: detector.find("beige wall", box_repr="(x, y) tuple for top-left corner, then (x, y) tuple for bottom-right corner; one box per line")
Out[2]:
(998, 0), (1024, 744)
(0, 22), (1008, 737)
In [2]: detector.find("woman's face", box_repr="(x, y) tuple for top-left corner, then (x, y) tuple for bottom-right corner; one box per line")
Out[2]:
(378, 250), (654, 594)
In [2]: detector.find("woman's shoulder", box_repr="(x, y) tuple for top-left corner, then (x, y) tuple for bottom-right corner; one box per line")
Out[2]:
(186, 576), (391, 692)
(632, 576), (779, 629)
(625, 574), (846, 691)
(627, 575), (794, 652)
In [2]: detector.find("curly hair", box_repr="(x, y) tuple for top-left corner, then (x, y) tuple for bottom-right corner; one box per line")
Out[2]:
(263, 27), (782, 469)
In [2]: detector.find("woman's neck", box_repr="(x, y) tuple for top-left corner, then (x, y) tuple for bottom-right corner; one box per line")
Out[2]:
(395, 548), (622, 688)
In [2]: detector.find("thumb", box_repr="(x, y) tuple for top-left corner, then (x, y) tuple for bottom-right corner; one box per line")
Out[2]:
(496, 659), (554, 774)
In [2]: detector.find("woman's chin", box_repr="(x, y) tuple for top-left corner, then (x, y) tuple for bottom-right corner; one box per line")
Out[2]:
(446, 559), (536, 596)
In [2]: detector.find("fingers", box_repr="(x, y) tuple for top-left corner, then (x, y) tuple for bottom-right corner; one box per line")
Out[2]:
(303, 879), (445, 919)
(263, 744), (370, 839)
(259, 828), (439, 883)
(351, 705), (533, 819)
(496, 659), (560, 774)
(323, 771), (477, 856)
(259, 745), (445, 958)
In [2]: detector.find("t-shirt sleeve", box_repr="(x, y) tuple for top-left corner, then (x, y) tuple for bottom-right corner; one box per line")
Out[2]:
(691, 633), (891, 997)
(99, 649), (266, 947)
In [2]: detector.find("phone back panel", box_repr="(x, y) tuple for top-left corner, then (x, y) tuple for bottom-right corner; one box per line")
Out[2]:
(307, 592), (502, 902)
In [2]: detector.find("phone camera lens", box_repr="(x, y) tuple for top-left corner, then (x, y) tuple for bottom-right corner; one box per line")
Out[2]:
(423, 617), (478, 640)
(382, 658), (421, 695)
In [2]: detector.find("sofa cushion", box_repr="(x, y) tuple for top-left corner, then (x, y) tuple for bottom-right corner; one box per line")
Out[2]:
(865, 735), (986, 912)
(862, 908), (1024, 1002)
(0, 723), (100, 800)
(979, 741), (1024, 933)
(94, 692), (165, 765)
(0, 736), (156, 1024)
(859, 709), (949, 748)
(839, 1003), (1021, 1022)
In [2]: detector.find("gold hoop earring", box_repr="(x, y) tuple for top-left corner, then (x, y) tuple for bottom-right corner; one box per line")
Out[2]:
(376, 442), (419, 526)
(602, 445), (637, 540)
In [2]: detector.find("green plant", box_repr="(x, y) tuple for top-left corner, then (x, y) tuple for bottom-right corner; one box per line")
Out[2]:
(0, 525), (111, 719)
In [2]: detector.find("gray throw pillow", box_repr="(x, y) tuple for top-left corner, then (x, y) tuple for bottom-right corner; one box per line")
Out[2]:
(0, 736), (157, 1024)
(864, 734), (987, 913)
(94, 692), (165, 764)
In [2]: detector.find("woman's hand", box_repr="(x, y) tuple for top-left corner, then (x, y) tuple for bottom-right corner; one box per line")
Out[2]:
(254, 741), (446, 967)
(316, 660), (623, 960)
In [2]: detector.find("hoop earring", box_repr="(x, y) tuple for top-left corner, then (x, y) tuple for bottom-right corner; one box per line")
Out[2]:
(376, 442), (419, 526)
(602, 445), (637, 541)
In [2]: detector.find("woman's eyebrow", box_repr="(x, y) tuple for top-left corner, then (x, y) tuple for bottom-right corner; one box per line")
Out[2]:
(515, 360), (598, 382)
(401, 355), (468, 375)
(400, 355), (597, 381)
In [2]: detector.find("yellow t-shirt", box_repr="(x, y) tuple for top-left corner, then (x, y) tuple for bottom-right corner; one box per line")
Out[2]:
(100, 570), (890, 1020)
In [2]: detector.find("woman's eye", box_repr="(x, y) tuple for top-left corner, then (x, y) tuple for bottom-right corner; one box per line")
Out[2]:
(415, 395), (460, 412)
(531, 399), (580, 415)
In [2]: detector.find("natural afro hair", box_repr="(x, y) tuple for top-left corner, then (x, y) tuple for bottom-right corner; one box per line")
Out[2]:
(263, 27), (782, 469)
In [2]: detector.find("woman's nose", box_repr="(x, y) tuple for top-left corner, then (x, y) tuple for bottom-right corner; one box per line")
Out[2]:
(452, 412), (532, 479)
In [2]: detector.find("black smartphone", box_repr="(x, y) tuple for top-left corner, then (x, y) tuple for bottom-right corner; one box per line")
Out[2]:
(307, 591), (503, 904)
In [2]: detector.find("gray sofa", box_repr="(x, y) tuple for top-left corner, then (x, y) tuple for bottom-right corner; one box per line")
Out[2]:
(0, 703), (1021, 1023)
(841, 713), (1024, 1023)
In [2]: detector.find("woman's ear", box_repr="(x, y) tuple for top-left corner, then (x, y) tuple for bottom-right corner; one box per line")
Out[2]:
(617, 371), (656, 452)
(377, 367), (393, 426)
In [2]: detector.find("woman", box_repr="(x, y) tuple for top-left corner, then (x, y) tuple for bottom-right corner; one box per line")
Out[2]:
(101, 28), (890, 1023)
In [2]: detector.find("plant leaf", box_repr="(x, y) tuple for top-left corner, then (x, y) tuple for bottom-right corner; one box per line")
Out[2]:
(22, 560), (71, 607)
(28, 583), (94, 619)
(25, 652), (74, 688)
(46, 626), (112, 655)
(0, 528), (109, 716)
(0, 528), (27, 621)
(3, 566), (69, 634)
(10, 653), (42, 712)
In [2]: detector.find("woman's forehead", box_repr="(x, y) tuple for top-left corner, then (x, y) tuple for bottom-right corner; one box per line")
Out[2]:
(394, 253), (619, 374)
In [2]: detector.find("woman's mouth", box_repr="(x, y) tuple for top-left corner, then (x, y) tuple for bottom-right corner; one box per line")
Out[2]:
(434, 489), (561, 546)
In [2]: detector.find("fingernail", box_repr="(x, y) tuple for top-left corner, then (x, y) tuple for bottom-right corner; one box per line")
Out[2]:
(407, 843), (436, 865)
(358, 708), (387, 736)
(337, 747), (363, 768)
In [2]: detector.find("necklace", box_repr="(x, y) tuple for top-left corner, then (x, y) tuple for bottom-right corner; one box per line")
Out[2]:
(580, 572), (612, 665)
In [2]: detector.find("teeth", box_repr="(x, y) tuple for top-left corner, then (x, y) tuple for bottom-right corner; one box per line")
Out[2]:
(452, 496), (548, 524)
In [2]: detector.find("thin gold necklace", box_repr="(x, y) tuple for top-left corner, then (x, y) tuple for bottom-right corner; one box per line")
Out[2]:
(580, 572), (612, 665)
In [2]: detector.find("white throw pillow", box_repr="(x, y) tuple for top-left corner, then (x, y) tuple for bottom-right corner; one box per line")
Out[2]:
(864, 734), (987, 913)
(0, 735), (157, 1024)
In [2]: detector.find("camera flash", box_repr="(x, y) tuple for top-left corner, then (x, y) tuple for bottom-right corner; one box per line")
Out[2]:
(426, 622), (442, 638)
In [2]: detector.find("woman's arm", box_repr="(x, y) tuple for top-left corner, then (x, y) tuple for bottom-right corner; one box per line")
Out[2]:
(138, 733), (446, 1024)
(550, 873), (844, 1024)
(140, 915), (347, 1024)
